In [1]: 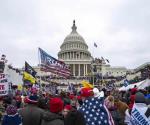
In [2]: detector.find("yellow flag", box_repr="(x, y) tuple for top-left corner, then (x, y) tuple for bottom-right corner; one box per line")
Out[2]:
(18, 84), (23, 91)
(23, 72), (36, 84)
(81, 80), (94, 88)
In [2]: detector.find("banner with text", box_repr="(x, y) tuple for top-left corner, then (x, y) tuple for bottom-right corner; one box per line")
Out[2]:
(130, 104), (150, 125)
(0, 73), (9, 96)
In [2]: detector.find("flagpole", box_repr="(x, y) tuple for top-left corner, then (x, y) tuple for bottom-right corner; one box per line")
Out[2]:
(92, 44), (94, 87)
(92, 43), (98, 86)
(92, 48), (94, 86)
(38, 48), (42, 90)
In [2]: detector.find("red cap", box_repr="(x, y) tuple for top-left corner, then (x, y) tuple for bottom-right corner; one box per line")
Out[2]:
(69, 94), (75, 100)
(77, 95), (82, 100)
(80, 88), (93, 98)
(49, 98), (64, 113)
(64, 105), (72, 111)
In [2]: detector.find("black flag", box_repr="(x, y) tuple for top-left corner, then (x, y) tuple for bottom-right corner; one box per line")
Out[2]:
(106, 59), (109, 63)
(25, 61), (37, 77)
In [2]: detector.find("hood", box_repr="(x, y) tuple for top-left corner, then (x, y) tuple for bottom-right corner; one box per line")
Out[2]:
(42, 111), (63, 122)
(93, 88), (104, 98)
(135, 92), (146, 103)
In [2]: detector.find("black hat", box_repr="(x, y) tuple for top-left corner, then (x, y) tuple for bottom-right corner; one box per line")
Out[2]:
(135, 92), (146, 103)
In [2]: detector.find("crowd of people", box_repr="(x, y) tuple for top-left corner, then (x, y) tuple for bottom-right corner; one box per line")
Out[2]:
(0, 84), (150, 125)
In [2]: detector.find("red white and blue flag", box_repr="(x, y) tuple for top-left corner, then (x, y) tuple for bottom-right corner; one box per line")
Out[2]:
(79, 97), (114, 125)
(39, 48), (71, 78)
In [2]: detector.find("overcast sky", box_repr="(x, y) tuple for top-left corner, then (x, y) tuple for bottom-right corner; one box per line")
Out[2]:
(0, 0), (150, 69)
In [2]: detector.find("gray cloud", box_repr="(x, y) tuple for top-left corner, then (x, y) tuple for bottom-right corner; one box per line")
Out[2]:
(0, 0), (149, 69)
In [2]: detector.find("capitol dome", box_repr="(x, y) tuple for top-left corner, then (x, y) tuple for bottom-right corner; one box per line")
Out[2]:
(63, 21), (86, 45)
(58, 20), (91, 60)
(58, 20), (92, 77)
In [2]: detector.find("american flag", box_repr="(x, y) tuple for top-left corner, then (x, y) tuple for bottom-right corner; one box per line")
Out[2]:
(79, 97), (114, 125)
(39, 48), (71, 78)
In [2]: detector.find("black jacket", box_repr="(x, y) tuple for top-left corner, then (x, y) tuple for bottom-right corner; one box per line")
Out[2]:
(64, 110), (86, 125)
(19, 104), (44, 125)
(41, 111), (64, 125)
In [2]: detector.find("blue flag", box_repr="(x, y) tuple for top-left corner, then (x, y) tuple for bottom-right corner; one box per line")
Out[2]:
(124, 79), (129, 87)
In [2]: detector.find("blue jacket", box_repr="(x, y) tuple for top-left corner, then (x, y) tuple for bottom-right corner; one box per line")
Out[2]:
(145, 94), (150, 99)
(2, 113), (22, 125)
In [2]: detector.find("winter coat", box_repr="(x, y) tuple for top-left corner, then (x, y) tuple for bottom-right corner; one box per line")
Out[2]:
(2, 113), (22, 125)
(109, 107), (125, 125)
(18, 104), (44, 125)
(115, 100), (129, 117)
(64, 110), (86, 125)
(41, 111), (64, 125)
(128, 95), (135, 109)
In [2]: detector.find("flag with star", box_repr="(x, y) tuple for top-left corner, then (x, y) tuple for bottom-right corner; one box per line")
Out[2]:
(79, 97), (114, 125)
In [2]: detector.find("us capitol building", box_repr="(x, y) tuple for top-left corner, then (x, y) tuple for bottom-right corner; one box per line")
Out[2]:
(57, 21), (127, 78)
(34, 21), (131, 84)
(4, 21), (149, 86)
(58, 20), (92, 77)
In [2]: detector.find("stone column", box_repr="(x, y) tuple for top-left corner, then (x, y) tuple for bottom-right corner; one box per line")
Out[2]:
(86, 64), (87, 75)
(66, 53), (67, 59)
(79, 64), (80, 76)
(75, 52), (76, 59)
(69, 52), (71, 59)
(84, 64), (85, 76)
(73, 64), (75, 76)
(68, 52), (69, 59)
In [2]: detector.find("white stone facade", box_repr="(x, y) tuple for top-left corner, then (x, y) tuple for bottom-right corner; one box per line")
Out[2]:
(58, 20), (92, 77)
